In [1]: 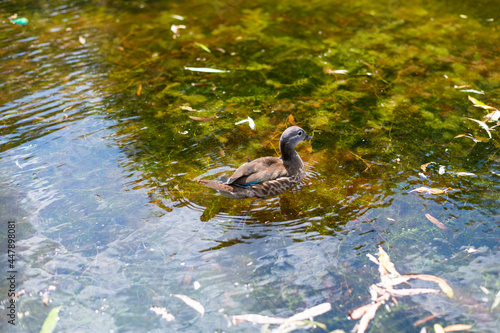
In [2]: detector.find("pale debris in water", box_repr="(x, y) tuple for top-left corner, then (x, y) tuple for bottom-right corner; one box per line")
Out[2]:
(171, 24), (186, 38)
(465, 247), (480, 253)
(150, 306), (175, 321)
(324, 68), (349, 75)
(468, 95), (496, 110)
(434, 324), (446, 333)
(420, 161), (434, 172)
(409, 187), (452, 195)
(351, 247), (454, 333)
(184, 67), (229, 73)
(235, 116), (255, 129)
(461, 89), (484, 94)
(173, 294), (205, 316)
(42, 292), (51, 306)
(485, 109), (500, 122)
(425, 213), (452, 231)
(231, 302), (331, 327)
(467, 118), (492, 138)
(180, 105), (198, 111)
(443, 324), (473, 331)
(492, 290), (500, 310)
(455, 172), (476, 177)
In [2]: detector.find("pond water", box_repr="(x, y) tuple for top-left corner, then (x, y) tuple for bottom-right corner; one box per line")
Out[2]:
(0, 0), (499, 332)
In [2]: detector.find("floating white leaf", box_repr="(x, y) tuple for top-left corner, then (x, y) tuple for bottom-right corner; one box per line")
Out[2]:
(461, 89), (484, 94)
(492, 290), (500, 310)
(425, 214), (452, 231)
(434, 323), (446, 333)
(455, 172), (476, 177)
(232, 303), (331, 326)
(410, 187), (451, 195)
(485, 110), (500, 122)
(184, 67), (229, 73)
(443, 324), (473, 332)
(173, 294), (205, 316)
(468, 95), (495, 110)
(388, 288), (440, 296)
(467, 118), (492, 138)
(284, 303), (331, 323)
(235, 116), (255, 129)
(324, 68), (349, 75)
(404, 274), (454, 298)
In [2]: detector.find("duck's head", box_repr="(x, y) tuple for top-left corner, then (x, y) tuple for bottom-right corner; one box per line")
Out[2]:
(280, 126), (312, 150)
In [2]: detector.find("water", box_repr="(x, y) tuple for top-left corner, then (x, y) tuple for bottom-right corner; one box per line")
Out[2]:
(1, 0), (499, 332)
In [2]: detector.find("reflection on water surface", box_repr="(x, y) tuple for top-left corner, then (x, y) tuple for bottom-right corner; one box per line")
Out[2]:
(0, 0), (499, 332)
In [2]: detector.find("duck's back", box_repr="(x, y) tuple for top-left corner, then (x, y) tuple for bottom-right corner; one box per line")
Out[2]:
(227, 156), (288, 186)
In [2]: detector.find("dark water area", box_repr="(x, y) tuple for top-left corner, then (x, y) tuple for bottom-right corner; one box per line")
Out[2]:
(0, 0), (499, 332)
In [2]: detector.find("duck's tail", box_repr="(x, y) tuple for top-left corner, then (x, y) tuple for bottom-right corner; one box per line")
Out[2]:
(197, 179), (255, 199)
(197, 179), (233, 192)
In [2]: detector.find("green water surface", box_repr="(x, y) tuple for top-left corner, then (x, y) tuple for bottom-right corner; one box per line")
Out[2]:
(0, 0), (499, 332)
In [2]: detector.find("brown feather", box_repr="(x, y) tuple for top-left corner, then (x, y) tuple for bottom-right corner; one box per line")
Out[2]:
(227, 157), (288, 185)
(197, 179), (233, 192)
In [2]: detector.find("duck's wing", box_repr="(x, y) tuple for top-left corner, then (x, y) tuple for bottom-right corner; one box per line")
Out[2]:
(227, 156), (288, 186)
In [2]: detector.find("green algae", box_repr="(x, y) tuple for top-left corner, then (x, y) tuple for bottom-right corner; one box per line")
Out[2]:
(1, 0), (499, 332)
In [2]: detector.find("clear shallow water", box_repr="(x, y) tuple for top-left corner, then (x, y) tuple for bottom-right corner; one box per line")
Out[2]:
(1, 0), (499, 332)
